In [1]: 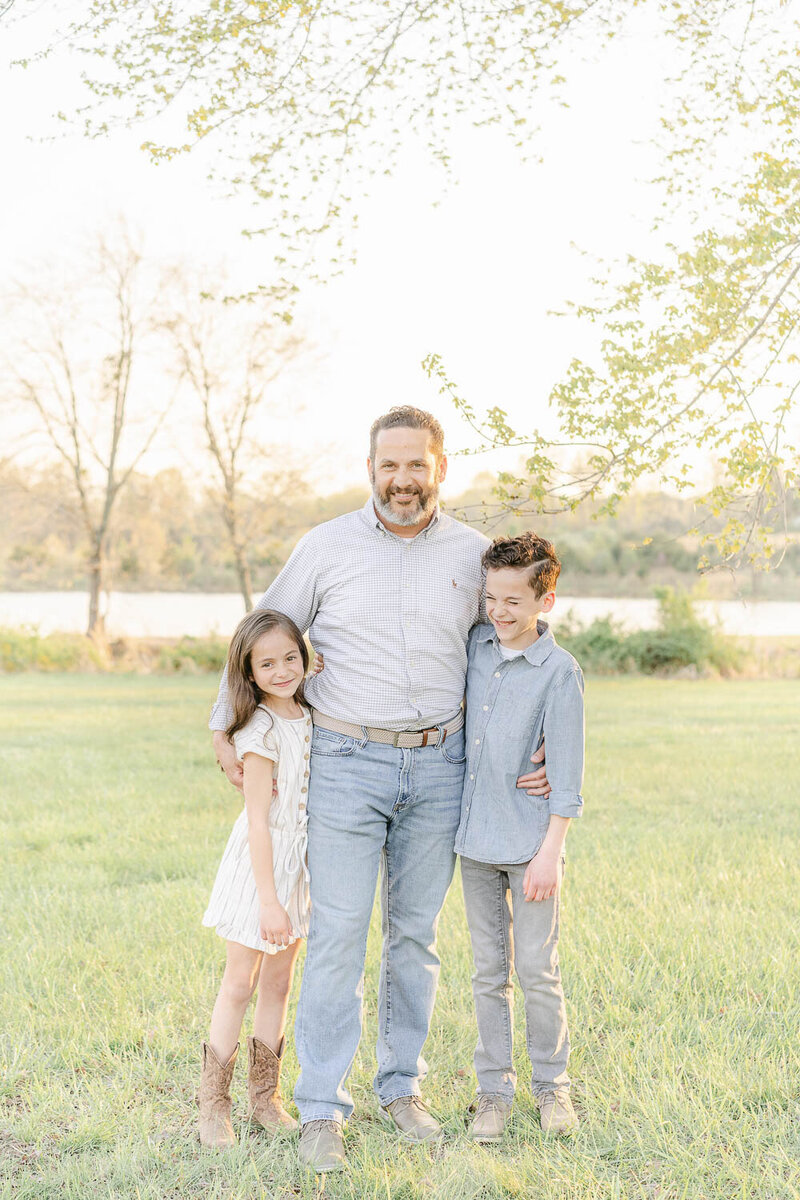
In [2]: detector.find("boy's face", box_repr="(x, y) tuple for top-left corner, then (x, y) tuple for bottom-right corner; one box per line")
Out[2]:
(485, 566), (555, 648)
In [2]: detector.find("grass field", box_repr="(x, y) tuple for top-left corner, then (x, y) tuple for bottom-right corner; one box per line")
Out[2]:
(1, 675), (799, 1200)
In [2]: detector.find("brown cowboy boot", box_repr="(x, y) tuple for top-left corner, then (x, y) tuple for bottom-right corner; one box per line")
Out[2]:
(198, 1042), (238, 1149)
(247, 1035), (298, 1133)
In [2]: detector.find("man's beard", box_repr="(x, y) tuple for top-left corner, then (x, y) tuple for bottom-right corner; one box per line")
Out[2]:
(371, 477), (439, 527)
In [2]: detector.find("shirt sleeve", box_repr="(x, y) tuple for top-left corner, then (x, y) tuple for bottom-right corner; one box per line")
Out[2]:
(209, 532), (321, 732)
(542, 664), (585, 819)
(233, 717), (279, 763)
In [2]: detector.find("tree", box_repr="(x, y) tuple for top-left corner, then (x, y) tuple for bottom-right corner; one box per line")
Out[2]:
(14, 1), (800, 570)
(4, 232), (171, 636)
(164, 273), (307, 610)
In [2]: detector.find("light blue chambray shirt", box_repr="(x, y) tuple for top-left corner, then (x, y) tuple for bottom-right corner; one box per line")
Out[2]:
(454, 619), (585, 866)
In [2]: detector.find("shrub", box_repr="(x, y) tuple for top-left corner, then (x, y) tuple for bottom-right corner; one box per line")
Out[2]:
(155, 636), (228, 674)
(557, 588), (742, 676)
(0, 627), (106, 672)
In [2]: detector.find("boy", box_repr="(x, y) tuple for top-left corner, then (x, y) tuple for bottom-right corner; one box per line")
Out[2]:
(454, 531), (584, 1142)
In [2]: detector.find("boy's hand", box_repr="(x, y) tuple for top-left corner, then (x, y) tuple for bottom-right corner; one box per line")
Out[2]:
(259, 900), (294, 945)
(523, 847), (561, 902)
(516, 741), (551, 797)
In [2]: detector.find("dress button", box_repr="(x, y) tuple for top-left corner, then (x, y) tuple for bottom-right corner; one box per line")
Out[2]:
(301, 786), (308, 793)
(304, 753), (309, 760)
(305, 736), (310, 743)
(299, 803), (306, 811)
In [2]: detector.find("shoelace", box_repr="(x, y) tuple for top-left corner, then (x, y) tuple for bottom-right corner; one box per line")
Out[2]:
(302, 1118), (340, 1135)
(476, 1094), (508, 1117)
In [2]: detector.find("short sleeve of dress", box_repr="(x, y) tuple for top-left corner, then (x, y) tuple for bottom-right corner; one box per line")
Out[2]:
(233, 709), (280, 763)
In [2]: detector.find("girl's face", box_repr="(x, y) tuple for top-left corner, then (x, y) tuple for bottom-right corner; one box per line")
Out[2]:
(249, 628), (305, 701)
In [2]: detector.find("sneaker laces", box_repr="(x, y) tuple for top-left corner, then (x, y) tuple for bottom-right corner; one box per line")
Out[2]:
(302, 1118), (340, 1135)
(476, 1093), (509, 1117)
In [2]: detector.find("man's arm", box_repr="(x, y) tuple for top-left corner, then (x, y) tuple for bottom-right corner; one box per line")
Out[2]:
(211, 532), (321, 785)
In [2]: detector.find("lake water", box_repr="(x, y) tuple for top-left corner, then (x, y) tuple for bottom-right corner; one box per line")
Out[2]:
(0, 591), (798, 638)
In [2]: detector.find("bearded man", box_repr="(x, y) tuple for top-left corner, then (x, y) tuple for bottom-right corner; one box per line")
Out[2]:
(211, 405), (549, 1171)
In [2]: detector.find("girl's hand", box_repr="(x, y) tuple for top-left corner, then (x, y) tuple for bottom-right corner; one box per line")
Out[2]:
(259, 900), (293, 946)
(522, 848), (561, 902)
(312, 650), (324, 675)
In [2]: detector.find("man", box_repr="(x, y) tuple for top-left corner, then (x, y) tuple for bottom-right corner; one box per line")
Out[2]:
(211, 405), (549, 1171)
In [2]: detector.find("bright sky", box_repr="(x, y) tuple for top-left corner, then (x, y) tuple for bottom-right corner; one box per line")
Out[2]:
(1, 4), (674, 497)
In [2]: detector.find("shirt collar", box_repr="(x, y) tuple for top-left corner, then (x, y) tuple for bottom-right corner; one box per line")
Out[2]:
(359, 497), (441, 539)
(477, 619), (556, 666)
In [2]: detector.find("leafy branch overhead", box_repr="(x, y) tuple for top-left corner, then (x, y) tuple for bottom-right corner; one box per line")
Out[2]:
(13, 1), (800, 570)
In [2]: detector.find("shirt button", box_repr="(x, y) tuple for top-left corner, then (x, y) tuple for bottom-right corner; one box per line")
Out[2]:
(494, 672), (501, 678)
(475, 739), (480, 745)
(469, 774), (474, 780)
(482, 705), (488, 711)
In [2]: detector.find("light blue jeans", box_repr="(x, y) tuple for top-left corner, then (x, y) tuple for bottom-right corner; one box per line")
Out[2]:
(293, 723), (465, 1124)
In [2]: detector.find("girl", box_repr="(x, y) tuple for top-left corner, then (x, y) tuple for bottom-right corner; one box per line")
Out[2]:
(199, 609), (313, 1150)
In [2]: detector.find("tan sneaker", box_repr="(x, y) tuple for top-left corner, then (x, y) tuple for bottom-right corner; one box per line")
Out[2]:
(468, 1093), (513, 1143)
(298, 1119), (346, 1172)
(381, 1095), (444, 1143)
(538, 1088), (579, 1136)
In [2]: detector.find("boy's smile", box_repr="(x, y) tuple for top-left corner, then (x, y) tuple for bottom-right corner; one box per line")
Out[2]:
(485, 566), (555, 650)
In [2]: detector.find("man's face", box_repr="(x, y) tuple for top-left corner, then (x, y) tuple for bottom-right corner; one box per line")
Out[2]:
(368, 426), (446, 527)
(485, 566), (554, 646)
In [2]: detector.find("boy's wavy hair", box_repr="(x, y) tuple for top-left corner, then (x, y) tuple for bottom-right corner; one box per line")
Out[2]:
(224, 608), (309, 742)
(481, 531), (561, 598)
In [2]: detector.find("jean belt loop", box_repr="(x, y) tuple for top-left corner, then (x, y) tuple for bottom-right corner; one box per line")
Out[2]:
(358, 724), (369, 748)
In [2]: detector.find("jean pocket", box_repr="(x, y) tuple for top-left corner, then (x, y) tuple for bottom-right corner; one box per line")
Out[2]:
(439, 729), (466, 765)
(311, 727), (359, 757)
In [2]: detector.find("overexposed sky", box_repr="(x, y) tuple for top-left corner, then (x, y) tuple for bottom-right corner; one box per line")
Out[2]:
(1, 4), (675, 496)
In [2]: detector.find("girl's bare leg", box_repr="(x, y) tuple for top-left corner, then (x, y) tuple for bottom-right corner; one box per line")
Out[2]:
(252, 939), (302, 1052)
(208, 941), (263, 1062)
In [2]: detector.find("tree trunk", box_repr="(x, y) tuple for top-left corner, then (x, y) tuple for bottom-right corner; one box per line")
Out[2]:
(86, 546), (106, 639)
(232, 540), (253, 611)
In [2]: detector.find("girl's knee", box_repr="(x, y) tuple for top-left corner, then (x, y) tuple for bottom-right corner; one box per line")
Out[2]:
(221, 964), (260, 1007)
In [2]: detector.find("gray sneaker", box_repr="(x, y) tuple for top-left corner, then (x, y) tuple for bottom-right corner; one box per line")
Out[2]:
(381, 1096), (443, 1143)
(468, 1093), (513, 1143)
(537, 1089), (579, 1136)
(298, 1119), (346, 1172)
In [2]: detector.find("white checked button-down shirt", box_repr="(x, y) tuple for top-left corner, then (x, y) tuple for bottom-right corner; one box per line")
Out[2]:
(210, 499), (489, 732)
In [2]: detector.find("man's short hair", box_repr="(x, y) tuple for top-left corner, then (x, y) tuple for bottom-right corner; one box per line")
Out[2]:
(369, 406), (445, 462)
(481, 531), (561, 598)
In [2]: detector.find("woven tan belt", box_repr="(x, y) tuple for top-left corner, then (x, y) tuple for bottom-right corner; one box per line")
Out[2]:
(311, 708), (464, 749)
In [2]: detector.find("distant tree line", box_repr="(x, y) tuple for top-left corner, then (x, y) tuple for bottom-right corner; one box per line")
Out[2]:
(3, 461), (799, 602)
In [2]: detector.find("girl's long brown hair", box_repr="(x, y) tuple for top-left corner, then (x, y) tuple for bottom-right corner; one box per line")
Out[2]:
(224, 609), (309, 742)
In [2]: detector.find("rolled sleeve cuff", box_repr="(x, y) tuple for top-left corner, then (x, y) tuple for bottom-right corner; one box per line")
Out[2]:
(208, 703), (229, 733)
(548, 791), (583, 819)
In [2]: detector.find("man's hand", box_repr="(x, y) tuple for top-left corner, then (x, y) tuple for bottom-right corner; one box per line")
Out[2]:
(213, 730), (244, 793)
(516, 741), (550, 797)
(259, 900), (294, 946)
(522, 847), (561, 902)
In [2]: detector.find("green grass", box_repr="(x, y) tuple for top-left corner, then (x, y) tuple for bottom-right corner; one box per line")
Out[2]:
(1, 676), (799, 1200)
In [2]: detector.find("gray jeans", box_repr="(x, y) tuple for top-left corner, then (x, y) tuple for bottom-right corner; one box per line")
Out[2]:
(460, 856), (570, 1101)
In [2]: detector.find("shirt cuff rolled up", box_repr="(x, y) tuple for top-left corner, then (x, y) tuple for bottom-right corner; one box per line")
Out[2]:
(547, 791), (584, 819)
(208, 703), (229, 733)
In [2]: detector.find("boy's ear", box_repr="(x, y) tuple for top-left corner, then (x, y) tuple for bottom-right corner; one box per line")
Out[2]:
(541, 591), (556, 613)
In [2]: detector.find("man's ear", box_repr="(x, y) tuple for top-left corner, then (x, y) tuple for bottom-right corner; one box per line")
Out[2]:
(437, 454), (448, 483)
(366, 456), (373, 480)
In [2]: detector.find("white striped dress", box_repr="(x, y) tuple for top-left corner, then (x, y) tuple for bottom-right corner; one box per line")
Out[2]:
(202, 704), (312, 954)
